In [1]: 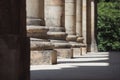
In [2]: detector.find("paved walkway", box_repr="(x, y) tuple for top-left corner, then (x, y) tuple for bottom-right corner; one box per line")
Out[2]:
(31, 52), (120, 80)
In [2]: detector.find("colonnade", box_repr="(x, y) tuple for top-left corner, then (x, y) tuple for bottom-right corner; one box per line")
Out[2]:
(26, 0), (98, 65)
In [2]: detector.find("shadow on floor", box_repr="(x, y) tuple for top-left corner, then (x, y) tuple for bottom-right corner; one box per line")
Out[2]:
(31, 52), (120, 80)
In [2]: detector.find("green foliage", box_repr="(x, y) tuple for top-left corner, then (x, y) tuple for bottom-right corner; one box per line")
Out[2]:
(97, 1), (120, 51)
(98, 0), (120, 3)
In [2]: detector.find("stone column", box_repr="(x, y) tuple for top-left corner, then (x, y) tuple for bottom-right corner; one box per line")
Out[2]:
(45, 0), (63, 27)
(65, 0), (77, 41)
(90, 0), (98, 52)
(76, 0), (83, 43)
(26, 0), (45, 26)
(45, 0), (73, 59)
(82, 0), (87, 44)
(0, 0), (30, 80)
(45, 0), (66, 40)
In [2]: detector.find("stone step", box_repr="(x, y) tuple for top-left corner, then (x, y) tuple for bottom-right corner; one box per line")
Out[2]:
(27, 18), (45, 26)
(47, 32), (67, 40)
(27, 25), (49, 39)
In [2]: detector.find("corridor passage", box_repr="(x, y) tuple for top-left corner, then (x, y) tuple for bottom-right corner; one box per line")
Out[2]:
(31, 52), (120, 80)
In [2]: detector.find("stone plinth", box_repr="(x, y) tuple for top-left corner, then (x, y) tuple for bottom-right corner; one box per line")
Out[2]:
(52, 42), (73, 58)
(30, 38), (57, 65)
(55, 49), (73, 59)
(69, 42), (87, 56)
(73, 48), (82, 57)
(31, 50), (57, 65)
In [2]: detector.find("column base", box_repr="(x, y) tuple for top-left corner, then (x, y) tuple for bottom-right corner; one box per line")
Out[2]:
(47, 32), (67, 40)
(27, 18), (45, 26)
(77, 37), (84, 43)
(66, 35), (77, 41)
(31, 50), (57, 65)
(27, 25), (49, 39)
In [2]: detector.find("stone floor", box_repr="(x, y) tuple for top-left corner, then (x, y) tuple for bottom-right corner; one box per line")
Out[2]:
(31, 52), (120, 80)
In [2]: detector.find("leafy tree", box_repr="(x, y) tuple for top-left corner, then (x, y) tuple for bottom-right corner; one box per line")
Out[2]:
(97, 1), (120, 51)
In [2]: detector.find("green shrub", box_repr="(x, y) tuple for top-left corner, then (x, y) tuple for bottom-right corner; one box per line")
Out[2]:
(97, 1), (120, 51)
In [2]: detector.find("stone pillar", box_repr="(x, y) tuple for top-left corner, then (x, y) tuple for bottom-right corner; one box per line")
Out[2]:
(0, 0), (30, 80)
(65, 0), (77, 41)
(90, 0), (98, 52)
(45, 0), (73, 58)
(26, 0), (45, 26)
(76, 0), (83, 43)
(45, 0), (66, 40)
(45, 0), (63, 27)
(82, 0), (87, 44)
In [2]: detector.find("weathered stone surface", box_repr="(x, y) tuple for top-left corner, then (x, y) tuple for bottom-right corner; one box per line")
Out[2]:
(73, 48), (82, 57)
(48, 27), (65, 32)
(26, 0), (44, 19)
(47, 32), (67, 40)
(66, 35), (77, 41)
(65, 3), (76, 15)
(45, 0), (63, 27)
(30, 38), (50, 42)
(81, 47), (87, 55)
(55, 49), (73, 58)
(65, 16), (76, 35)
(53, 43), (71, 49)
(31, 50), (57, 65)
(27, 26), (48, 38)
(77, 37), (84, 43)
(27, 26), (49, 33)
(76, 0), (82, 37)
(69, 42), (87, 48)
(50, 40), (68, 43)
(82, 0), (87, 43)
(27, 18), (45, 26)
(30, 40), (54, 50)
